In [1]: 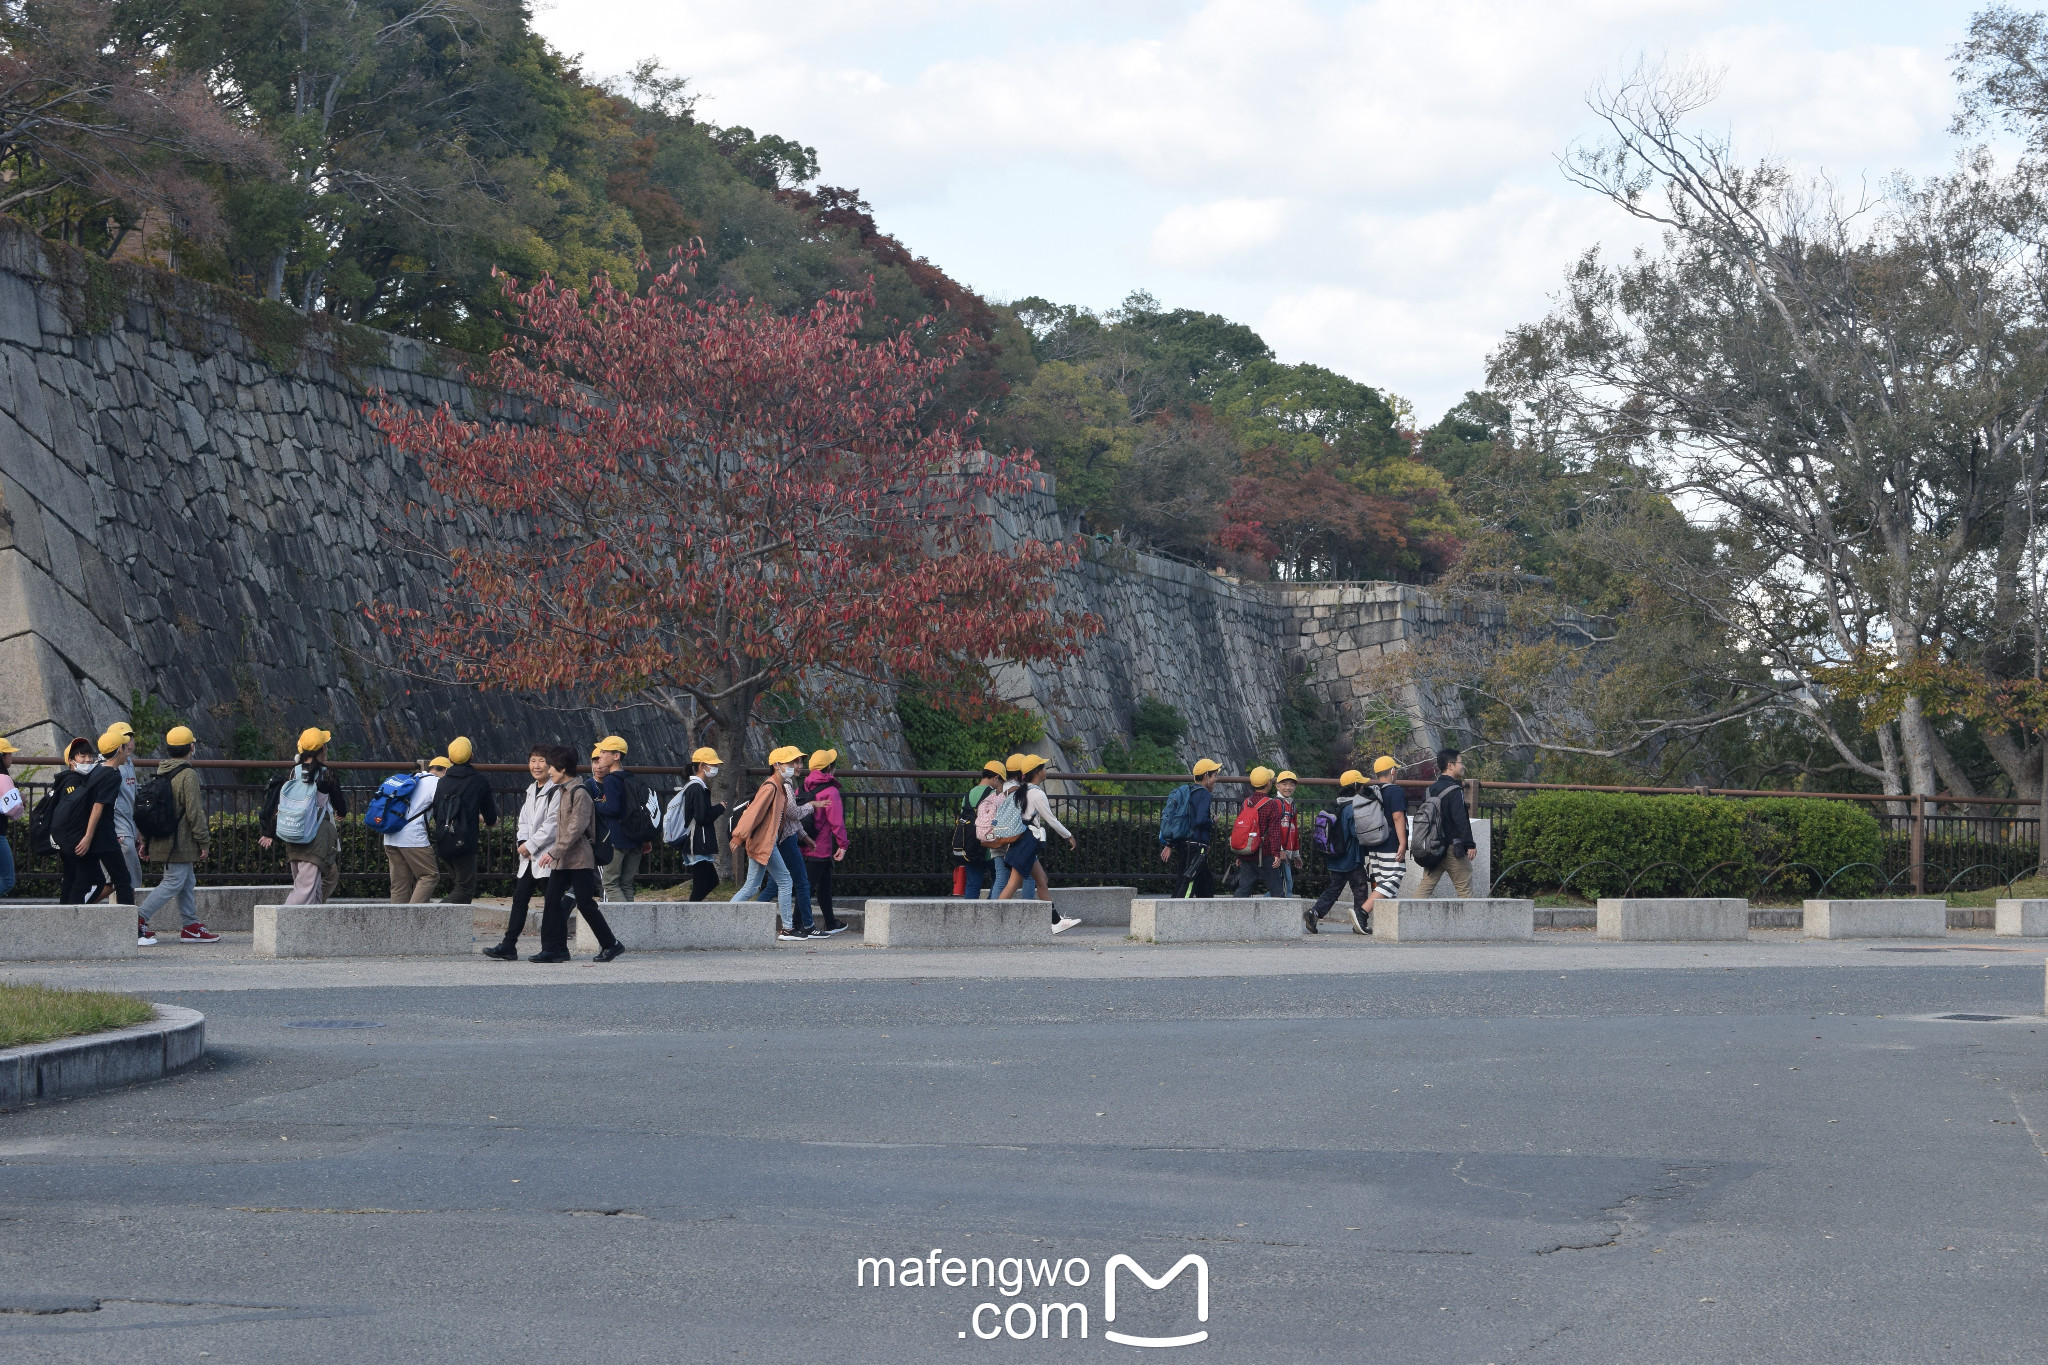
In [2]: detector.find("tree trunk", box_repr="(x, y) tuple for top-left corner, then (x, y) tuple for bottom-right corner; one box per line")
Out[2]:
(1897, 697), (1940, 797)
(704, 684), (761, 882)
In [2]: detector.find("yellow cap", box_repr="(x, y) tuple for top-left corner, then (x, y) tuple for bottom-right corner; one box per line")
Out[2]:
(428, 756), (452, 772)
(1005, 753), (1028, 773)
(1191, 758), (1221, 778)
(1017, 754), (1048, 775)
(982, 760), (1007, 779)
(0, 736), (17, 754)
(165, 725), (195, 747)
(1340, 768), (1367, 786)
(691, 747), (724, 765)
(97, 731), (123, 755)
(1276, 770), (1298, 784)
(1372, 756), (1398, 775)
(768, 744), (804, 765)
(809, 748), (838, 771)
(298, 727), (332, 753)
(594, 735), (629, 755)
(447, 736), (474, 764)
(107, 721), (135, 737)
(1248, 765), (1274, 789)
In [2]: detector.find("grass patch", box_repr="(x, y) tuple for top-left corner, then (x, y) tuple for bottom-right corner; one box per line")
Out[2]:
(0, 983), (154, 1049)
(1947, 875), (2048, 909)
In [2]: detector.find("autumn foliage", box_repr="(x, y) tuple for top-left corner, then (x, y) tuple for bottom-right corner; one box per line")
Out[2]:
(367, 250), (1096, 761)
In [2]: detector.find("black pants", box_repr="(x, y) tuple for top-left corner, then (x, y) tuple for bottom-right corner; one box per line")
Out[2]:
(541, 868), (616, 955)
(61, 845), (133, 905)
(807, 857), (839, 926)
(1310, 866), (1374, 920)
(1233, 859), (1285, 897)
(688, 861), (719, 902)
(502, 869), (540, 941)
(441, 849), (479, 904)
(1169, 841), (1214, 898)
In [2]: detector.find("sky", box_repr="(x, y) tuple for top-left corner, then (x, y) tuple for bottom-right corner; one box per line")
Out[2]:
(535, 0), (1989, 424)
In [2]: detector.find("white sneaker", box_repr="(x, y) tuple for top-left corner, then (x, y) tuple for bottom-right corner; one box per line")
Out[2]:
(138, 929), (157, 946)
(1051, 916), (1082, 934)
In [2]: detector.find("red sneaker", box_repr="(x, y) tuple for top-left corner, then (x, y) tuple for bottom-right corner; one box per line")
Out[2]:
(180, 923), (221, 943)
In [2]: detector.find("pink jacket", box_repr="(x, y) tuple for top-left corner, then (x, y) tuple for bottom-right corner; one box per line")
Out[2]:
(803, 770), (850, 858)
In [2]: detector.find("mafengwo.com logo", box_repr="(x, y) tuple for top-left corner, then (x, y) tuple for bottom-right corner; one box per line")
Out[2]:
(856, 1248), (1210, 1347)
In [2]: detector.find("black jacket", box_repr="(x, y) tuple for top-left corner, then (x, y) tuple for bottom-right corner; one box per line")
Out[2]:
(430, 764), (500, 851)
(680, 777), (726, 859)
(1424, 777), (1474, 861)
(260, 762), (349, 840)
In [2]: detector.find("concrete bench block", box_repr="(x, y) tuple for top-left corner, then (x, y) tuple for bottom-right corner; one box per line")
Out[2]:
(1996, 900), (2048, 936)
(0, 904), (137, 959)
(253, 903), (475, 957)
(1596, 898), (1751, 941)
(573, 901), (779, 952)
(1376, 898), (1535, 942)
(1397, 818), (1492, 898)
(178, 886), (287, 932)
(864, 899), (1051, 948)
(1802, 899), (1946, 939)
(1051, 886), (1136, 926)
(1130, 897), (1308, 943)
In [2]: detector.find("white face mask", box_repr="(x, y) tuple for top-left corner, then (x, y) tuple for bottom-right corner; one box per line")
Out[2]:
(72, 758), (96, 772)
(706, 766), (721, 778)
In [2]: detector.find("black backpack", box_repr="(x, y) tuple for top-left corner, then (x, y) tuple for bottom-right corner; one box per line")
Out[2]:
(42, 770), (95, 849)
(133, 771), (182, 840)
(618, 773), (658, 846)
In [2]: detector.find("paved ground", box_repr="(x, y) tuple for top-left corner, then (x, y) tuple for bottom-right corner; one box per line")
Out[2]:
(4, 930), (2048, 1362)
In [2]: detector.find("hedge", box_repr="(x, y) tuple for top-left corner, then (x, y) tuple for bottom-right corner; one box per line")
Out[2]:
(1497, 792), (1883, 898)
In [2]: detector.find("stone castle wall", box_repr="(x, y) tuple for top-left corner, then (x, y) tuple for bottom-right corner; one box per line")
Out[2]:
(0, 223), (1470, 774)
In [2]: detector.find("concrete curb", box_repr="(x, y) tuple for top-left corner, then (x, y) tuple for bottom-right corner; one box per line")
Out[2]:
(0, 1005), (206, 1107)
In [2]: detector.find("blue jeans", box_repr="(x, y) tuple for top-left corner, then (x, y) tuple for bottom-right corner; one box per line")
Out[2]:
(773, 836), (814, 930)
(0, 833), (14, 897)
(736, 844), (793, 925)
(962, 858), (995, 899)
(140, 862), (199, 927)
(1280, 862), (1294, 898)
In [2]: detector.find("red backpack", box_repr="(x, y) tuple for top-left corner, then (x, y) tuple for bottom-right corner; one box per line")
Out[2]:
(1229, 795), (1270, 855)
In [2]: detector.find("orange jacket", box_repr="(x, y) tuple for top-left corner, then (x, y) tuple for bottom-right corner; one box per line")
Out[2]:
(729, 775), (788, 865)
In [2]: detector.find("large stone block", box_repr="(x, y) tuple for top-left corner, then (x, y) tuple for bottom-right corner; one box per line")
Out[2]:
(0, 904), (136, 959)
(573, 901), (779, 952)
(253, 902), (475, 957)
(1995, 899), (2048, 937)
(1050, 886), (1136, 926)
(1802, 899), (1946, 939)
(1596, 898), (1751, 941)
(1375, 898), (1535, 942)
(1398, 819), (1492, 898)
(147, 885), (287, 933)
(1130, 897), (1307, 943)
(864, 898), (1051, 948)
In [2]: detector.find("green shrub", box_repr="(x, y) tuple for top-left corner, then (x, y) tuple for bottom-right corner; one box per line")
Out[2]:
(1498, 792), (1882, 898)
(895, 694), (1044, 792)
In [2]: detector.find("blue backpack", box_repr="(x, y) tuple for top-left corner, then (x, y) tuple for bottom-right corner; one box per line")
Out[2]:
(363, 771), (425, 835)
(1159, 783), (1198, 843)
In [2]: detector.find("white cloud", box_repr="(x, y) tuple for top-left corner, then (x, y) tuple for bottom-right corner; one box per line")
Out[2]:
(1151, 198), (1291, 267)
(539, 0), (1984, 419)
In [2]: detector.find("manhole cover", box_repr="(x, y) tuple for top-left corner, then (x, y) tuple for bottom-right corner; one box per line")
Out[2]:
(1935, 1013), (2011, 1022)
(284, 1020), (384, 1029)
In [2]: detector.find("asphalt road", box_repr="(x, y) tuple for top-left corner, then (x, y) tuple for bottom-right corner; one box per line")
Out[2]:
(4, 961), (2047, 1362)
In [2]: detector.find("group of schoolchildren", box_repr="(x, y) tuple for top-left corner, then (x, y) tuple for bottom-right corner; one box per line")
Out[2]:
(727, 744), (854, 941)
(948, 746), (1478, 935)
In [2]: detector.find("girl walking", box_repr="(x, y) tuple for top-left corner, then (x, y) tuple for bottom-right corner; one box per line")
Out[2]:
(994, 755), (1082, 933)
(532, 745), (624, 963)
(803, 749), (850, 936)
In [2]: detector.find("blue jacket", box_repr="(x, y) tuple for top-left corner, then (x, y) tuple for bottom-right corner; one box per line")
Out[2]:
(589, 772), (629, 847)
(1161, 784), (1216, 845)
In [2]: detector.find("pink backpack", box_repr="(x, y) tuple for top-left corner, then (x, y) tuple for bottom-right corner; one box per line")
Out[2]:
(973, 789), (1007, 844)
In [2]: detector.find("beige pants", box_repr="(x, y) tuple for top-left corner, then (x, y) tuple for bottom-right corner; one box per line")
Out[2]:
(284, 821), (340, 904)
(1414, 852), (1475, 897)
(386, 845), (439, 903)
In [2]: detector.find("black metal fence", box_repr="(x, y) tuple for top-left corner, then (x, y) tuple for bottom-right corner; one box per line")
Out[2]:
(2, 766), (2039, 901)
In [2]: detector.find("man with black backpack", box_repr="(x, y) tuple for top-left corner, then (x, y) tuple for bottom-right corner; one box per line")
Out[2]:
(1157, 758), (1222, 898)
(429, 736), (498, 904)
(589, 735), (655, 901)
(1409, 748), (1477, 897)
(137, 725), (218, 941)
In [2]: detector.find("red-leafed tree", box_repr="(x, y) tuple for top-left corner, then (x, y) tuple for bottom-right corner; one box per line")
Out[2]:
(367, 248), (1096, 802)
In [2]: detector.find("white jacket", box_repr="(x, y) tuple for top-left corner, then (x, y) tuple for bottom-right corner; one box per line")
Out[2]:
(515, 780), (562, 878)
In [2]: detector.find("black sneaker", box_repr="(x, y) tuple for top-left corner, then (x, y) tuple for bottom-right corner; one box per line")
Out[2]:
(528, 950), (570, 963)
(482, 941), (518, 960)
(593, 944), (625, 963)
(816, 922), (848, 936)
(1303, 908), (1318, 935)
(777, 926), (804, 941)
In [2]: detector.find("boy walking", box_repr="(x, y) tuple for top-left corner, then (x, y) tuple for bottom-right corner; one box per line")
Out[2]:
(138, 726), (219, 941)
